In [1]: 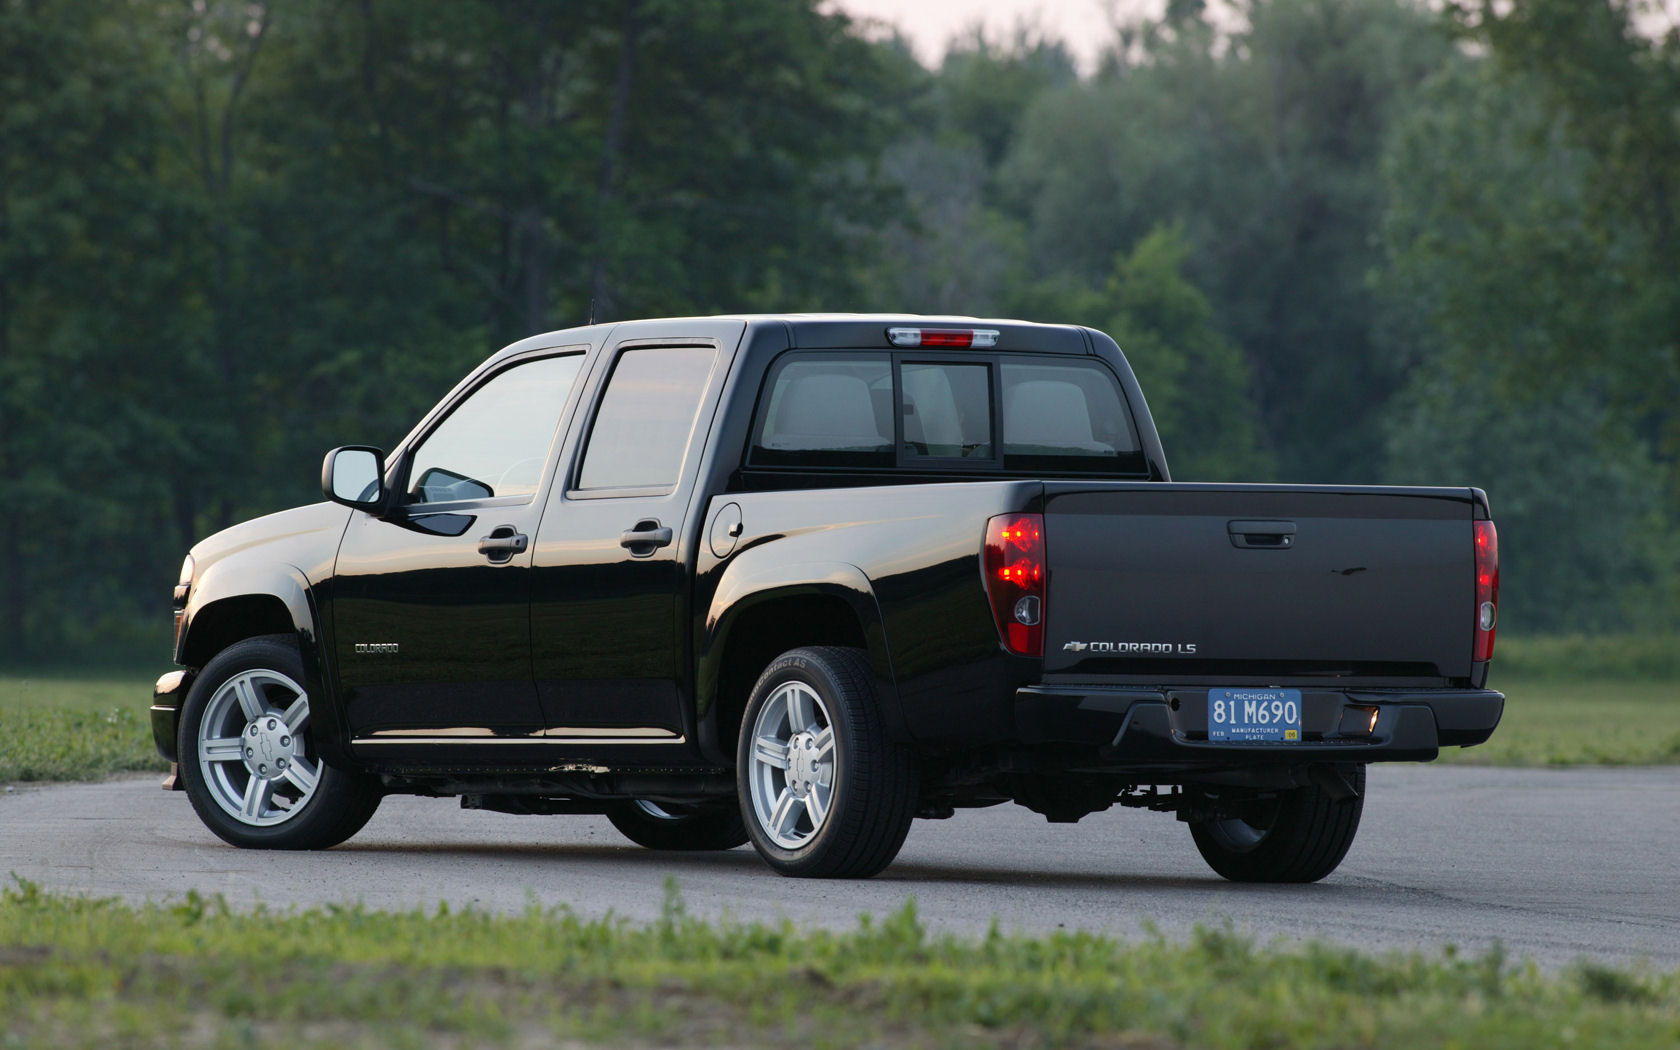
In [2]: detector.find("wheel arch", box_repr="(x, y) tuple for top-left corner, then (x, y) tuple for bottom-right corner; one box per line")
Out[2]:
(697, 561), (899, 764)
(178, 565), (351, 768)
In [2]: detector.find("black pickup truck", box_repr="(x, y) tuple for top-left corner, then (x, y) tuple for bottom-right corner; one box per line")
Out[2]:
(152, 315), (1502, 880)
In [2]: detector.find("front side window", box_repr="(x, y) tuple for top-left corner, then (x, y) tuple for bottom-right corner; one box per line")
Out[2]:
(577, 346), (717, 491)
(407, 353), (584, 503)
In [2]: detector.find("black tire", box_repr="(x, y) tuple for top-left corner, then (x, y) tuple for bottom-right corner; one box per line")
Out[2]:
(177, 635), (382, 850)
(736, 646), (917, 878)
(605, 799), (749, 851)
(1188, 766), (1366, 883)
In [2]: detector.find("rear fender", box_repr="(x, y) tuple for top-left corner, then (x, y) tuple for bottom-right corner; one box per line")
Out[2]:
(697, 558), (899, 763)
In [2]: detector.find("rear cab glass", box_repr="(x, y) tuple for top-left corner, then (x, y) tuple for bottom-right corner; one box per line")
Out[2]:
(749, 351), (1145, 476)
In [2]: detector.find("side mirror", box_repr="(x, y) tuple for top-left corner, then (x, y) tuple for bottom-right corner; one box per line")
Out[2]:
(322, 446), (386, 510)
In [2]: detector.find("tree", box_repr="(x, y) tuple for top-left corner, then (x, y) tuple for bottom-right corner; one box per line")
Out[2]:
(1000, 0), (1454, 482)
(1448, 0), (1680, 505)
(1376, 54), (1679, 632)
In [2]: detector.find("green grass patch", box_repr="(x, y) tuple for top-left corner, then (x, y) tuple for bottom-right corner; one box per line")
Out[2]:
(1, 879), (1676, 1049)
(0, 673), (166, 783)
(1446, 677), (1680, 766)
(1493, 635), (1680, 681)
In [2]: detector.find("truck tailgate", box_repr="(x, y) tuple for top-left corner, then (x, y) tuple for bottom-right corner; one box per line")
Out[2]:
(1042, 483), (1476, 682)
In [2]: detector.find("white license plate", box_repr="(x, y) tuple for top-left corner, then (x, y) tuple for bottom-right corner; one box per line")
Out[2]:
(1209, 688), (1301, 742)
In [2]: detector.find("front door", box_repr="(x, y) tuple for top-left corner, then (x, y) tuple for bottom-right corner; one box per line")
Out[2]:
(530, 326), (737, 743)
(329, 350), (587, 741)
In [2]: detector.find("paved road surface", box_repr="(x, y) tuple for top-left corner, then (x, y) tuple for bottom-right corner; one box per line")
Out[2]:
(4, 765), (1676, 969)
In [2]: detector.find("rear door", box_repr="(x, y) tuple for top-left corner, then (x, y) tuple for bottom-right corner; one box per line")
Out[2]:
(1042, 484), (1476, 682)
(529, 321), (743, 743)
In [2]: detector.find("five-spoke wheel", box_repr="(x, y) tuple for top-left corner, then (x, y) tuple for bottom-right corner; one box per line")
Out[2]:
(178, 635), (382, 850)
(196, 669), (320, 826)
(736, 647), (916, 877)
(746, 680), (837, 849)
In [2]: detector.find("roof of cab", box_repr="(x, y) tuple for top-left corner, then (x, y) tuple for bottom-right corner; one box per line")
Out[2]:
(493, 313), (1094, 361)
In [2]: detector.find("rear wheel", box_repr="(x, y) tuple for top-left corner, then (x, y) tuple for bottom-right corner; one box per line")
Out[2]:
(1188, 766), (1365, 883)
(737, 646), (917, 878)
(605, 799), (748, 851)
(178, 635), (382, 850)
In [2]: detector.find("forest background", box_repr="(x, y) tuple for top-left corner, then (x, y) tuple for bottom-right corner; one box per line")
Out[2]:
(1, 0), (1676, 662)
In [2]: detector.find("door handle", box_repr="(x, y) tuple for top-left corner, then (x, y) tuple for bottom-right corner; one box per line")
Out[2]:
(1228, 520), (1296, 549)
(620, 519), (674, 557)
(478, 526), (529, 563)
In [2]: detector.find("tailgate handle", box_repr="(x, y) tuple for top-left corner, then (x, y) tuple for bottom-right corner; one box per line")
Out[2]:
(1228, 520), (1296, 549)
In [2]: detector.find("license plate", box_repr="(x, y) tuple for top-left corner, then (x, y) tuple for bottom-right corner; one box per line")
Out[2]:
(1208, 688), (1301, 742)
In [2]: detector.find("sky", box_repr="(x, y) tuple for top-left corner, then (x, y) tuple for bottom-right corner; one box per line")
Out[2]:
(824, 0), (1164, 73)
(825, 0), (1680, 72)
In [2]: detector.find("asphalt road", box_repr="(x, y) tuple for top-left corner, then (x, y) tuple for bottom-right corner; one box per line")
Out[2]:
(4, 764), (1676, 970)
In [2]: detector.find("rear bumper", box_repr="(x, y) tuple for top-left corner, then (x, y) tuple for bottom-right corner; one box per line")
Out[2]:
(1015, 684), (1503, 768)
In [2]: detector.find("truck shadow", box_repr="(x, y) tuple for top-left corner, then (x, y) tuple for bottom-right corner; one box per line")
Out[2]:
(334, 840), (1343, 893)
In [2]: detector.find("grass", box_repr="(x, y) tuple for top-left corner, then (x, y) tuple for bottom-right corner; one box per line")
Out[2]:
(1, 878), (1677, 1050)
(1443, 676), (1680, 766)
(0, 672), (166, 783)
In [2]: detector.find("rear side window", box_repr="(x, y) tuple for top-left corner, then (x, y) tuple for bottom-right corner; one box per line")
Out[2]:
(1001, 360), (1140, 470)
(577, 346), (717, 491)
(752, 355), (893, 468)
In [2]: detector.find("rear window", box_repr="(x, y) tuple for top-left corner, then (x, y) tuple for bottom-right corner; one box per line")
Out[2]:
(751, 351), (1145, 475)
(752, 354), (894, 468)
(1000, 360), (1140, 470)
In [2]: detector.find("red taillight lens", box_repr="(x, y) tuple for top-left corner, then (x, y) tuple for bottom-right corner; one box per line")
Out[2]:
(984, 513), (1046, 656)
(1473, 520), (1498, 662)
(921, 330), (975, 347)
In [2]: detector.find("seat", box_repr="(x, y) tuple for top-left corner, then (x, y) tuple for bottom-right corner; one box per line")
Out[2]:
(1004, 381), (1112, 453)
(763, 372), (889, 451)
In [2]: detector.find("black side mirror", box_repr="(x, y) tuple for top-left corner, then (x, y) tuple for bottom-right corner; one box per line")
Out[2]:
(322, 446), (386, 510)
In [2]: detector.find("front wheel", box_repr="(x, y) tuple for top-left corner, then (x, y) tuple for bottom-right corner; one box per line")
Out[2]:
(605, 799), (748, 851)
(737, 647), (916, 878)
(177, 635), (382, 850)
(1188, 766), (1366, 883)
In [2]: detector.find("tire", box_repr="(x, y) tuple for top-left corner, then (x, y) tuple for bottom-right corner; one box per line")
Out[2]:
(1188, 766), (1366, 883)
(605, 799), (749, 851)
(736, 646), (917, 878)
(177, 635), (382, 850)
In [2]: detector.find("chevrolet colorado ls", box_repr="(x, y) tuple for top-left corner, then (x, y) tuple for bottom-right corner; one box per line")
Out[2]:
(152, 315), (1502, 880)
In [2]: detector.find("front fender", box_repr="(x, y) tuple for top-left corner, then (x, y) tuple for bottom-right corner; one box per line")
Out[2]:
(178, 562), (351, 768)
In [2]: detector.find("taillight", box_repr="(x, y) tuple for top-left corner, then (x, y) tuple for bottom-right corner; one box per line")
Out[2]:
(984, 513), (1046, 656)
(1473, 521), (1498, 662)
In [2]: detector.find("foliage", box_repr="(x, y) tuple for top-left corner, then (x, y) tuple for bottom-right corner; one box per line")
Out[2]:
(1, 0), (1676, 651)
(999, 0), (1453, 482)
(1448, 0), (1680, 499)
(3, 881), (1679, 1049)
(1375, 45), (1680, 634)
